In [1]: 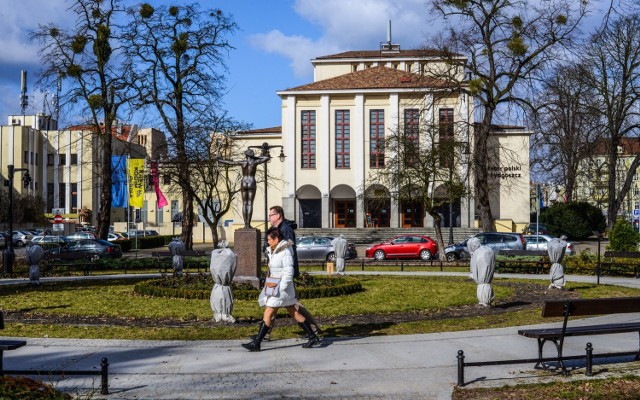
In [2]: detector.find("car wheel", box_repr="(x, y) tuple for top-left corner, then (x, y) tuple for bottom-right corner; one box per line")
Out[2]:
(373, 250), (386, 260)
(15, 240), (24, 247)
(446, 252), (458, 262)
(419, 249), (433, 261)
(326, 252), (336, 263)
(89, 254), (100, 262)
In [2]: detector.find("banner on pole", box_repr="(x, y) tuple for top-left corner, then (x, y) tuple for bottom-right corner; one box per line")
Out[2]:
(128, 159), (145, 208)
(111, 156), (128, 208)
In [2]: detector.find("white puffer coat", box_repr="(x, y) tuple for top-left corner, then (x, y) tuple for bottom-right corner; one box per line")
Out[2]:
(262, 239), (297, 308)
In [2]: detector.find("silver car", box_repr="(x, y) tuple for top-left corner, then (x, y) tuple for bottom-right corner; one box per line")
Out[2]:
(296, 236), (358, 262)
(5, 230), (33, 247)
(524, 234), (575, 255)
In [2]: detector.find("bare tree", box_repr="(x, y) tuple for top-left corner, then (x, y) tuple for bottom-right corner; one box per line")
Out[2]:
(32, 0), (130, 239)
(579, 14), (640, 229)
(529, 63), (601, 201)
(364, 110), (469, 261)
(429, 0), (587, 231)
(122, 3), (238, 249)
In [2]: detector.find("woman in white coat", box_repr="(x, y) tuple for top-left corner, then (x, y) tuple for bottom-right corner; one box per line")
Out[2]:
(242, 227), (320, 351)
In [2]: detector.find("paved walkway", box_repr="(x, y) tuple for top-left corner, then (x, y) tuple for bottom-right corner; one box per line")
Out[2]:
(3, 272), (640, 399)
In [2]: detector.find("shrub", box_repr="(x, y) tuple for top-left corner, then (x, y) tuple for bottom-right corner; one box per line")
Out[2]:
(607, 218), (640, 252)
(541, 201), (606, 239)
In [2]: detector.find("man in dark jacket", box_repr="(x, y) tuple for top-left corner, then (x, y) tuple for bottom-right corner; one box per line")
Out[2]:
(268, 205), (321, 335)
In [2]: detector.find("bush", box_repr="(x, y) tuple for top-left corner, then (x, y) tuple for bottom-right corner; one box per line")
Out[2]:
(540, 201), (606, 239)
(607, 218), (640, 252)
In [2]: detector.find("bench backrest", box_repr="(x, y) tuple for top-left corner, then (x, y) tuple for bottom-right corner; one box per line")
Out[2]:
(0, 310), (3, 330)
(542, 297), (640, 318)
(603, 251), (640, 259)
(151, 251), (207, 257)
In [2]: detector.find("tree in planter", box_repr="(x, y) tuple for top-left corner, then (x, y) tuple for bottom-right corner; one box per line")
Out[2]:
(608, 218), (640, 252)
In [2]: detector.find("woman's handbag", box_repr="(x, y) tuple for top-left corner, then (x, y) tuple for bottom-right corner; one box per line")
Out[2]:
(264, 277), (281, 297)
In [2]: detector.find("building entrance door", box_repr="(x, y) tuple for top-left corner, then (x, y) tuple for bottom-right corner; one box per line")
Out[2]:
(334, 200), (356, 228)
(401, 201), (424, 228)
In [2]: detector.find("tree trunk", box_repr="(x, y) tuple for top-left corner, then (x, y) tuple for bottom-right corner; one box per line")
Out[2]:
(474, 114), (495, 232)
(96, 124), (113, 240)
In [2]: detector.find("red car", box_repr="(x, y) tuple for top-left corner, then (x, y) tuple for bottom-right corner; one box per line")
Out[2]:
(365, 235), (438, 261)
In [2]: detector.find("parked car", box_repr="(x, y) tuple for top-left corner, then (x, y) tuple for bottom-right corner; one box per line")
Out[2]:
(296, 236), (358, 262)
(522, 223), (550, 235)
(0, 232), (7, 249)
(524, 234), (575, 255)
(126, 229), (159, 237)
(4, 230), (33, 247)
(66, 232), (97, 240)
(444, 232), (526, 261)
(46, 239), (123, 261)
(365, 235), (438, 261)
(32, 235), (69, 245)
(107, 232), (126, 241)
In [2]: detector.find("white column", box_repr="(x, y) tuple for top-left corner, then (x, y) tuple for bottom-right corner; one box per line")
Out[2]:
(389, 93), (400, 228)
(76, 130), (82, 212)
(320, 95), (331, 228)
(65, 130), (72, 213)
(354, 94), (365, 228)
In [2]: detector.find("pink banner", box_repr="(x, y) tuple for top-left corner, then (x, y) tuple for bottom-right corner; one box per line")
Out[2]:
(151, 162), (168, 208)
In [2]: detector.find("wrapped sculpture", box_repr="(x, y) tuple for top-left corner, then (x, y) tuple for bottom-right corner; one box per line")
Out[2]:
(26, 244), (45, 285)
(210, 244), (237, 323)
(168, 238), (185, 276)
(548, 237), (567, 289)
(468, 237), (495, 307)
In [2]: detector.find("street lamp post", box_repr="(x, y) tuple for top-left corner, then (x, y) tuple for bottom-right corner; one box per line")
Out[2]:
(249, 142), (285, 247)
(3, 164), (32, 274)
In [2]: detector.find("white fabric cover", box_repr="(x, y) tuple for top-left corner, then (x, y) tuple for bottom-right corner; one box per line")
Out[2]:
(209, 248), (237, 323)
(331, 235), (348, 273)
(470, 245), (495, 307)
(548, 237), (567, 289)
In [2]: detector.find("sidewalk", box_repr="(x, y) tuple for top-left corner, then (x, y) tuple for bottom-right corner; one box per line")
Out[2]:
(3, 273), (640, 399)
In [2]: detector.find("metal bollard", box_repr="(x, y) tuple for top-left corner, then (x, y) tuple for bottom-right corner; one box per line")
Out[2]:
(457, 350), (465, 386)
(585, 342), (593, 376)
(101, 357), (109, 394)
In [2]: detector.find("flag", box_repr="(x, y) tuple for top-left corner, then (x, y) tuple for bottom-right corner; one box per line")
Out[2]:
(151, 162), (168, 208)
(111, 156), (128, 208)
(128, 158), (145, 208)
(537, 184), (544, 210)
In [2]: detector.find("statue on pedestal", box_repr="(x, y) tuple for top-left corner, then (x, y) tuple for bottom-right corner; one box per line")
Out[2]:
(217, 149), (269, 228)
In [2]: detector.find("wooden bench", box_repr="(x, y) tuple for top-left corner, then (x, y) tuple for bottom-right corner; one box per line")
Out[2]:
(151, 250), (209, 273)
(456, 297), (640, 386)
(601, 251), (640, 278)
(42, 252), (97, 276)
(496, 249), (549, 274)
(0, 311), (26, 376)
(518, 297), (640, 374)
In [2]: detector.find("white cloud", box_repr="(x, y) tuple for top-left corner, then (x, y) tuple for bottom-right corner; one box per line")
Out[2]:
(249, 0), (430, 80)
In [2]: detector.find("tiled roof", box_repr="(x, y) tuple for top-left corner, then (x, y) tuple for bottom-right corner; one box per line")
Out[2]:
(66, 123), (133, 141)
(313, 49), (454, 60)
(593, 137), (640, 156)
(282, 66), (454, 92)
(237, 126), (282, 135)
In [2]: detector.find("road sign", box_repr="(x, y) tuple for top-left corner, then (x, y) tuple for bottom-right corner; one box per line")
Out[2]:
(54, 214), (63, 223)
(53, 223), (64, 232)
(634, 209), (640, 217)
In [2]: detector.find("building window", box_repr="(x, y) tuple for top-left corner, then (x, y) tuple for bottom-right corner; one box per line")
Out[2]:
(35, 153), (38, 165)
(301, 110), (316, 169)
(59, 154), (66, 166)
(335, 110), (350, 168)
(163, 175), (171, 185)
(71, 183), (78, 212)
(48, 154), (54, 166)
(370, 110), (385, 168)
(47, 183), (54, 210)
(439, 108), (455, 168)
(404, 109), (420, 166)
(59, 183), (66, 207)
(24, 151), (28, 164)
(70, 154), (78, 165)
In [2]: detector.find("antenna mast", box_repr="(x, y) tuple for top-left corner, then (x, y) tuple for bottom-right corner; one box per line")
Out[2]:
(20, 70), (28, 114)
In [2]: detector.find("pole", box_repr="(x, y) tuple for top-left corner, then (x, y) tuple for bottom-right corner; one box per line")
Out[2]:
(263, 143), (269, 250)
(3, 166), (15, 274)
(448, 166), (454, 245)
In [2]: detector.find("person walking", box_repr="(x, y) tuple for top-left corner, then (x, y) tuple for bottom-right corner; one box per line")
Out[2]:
(268, 206), (322, 335)
(242, 227), (320, 351)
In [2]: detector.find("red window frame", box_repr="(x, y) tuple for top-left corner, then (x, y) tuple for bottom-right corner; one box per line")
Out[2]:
(335, 110), (350, 168)
(370, 110), (385, 168)
(439, 108), (455, 168)
(301, 110), (316, 169)
(404, 109), (420, 166)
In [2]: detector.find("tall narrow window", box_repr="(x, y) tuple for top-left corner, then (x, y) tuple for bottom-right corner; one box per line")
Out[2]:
(439, 108), (455, 168)
(370, 110), (385, 168)
(70, 154), (78, 165)
(335, 110), (350, 168)
(404, 109), (420, 166)
(301, 110), (316, 168)
(71, 183), (78, 212)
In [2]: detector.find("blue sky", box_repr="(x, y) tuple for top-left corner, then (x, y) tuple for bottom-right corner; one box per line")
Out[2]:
(0, 0), (432, 129)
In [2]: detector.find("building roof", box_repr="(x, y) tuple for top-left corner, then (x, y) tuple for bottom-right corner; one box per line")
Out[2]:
(66, 122), (133, 141)
(593, 137), (640, 156)
(281, 66), (455, 93)
(238, 126), (282, 135)
(313, 48), (456, 60)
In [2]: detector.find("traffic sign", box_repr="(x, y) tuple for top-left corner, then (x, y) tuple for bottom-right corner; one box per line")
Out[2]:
(634, 209), (640, 217)
(54, 214), (63, 223)
(53, 223), (64, 232)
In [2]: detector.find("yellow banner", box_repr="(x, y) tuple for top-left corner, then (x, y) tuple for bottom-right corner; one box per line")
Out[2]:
(128, 159), (145, 208)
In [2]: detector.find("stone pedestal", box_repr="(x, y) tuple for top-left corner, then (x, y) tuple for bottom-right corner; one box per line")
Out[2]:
(233, 228), (262, 288)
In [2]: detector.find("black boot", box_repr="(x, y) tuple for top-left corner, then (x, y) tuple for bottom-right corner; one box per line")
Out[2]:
(298, 320), (321, 348)
(249, 322), (272, 342)
(242, 321), (270, 351)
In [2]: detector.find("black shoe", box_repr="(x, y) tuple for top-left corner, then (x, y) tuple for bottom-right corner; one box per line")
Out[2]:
(298, 320), (321, 348)
(242, 322), (270, 352)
